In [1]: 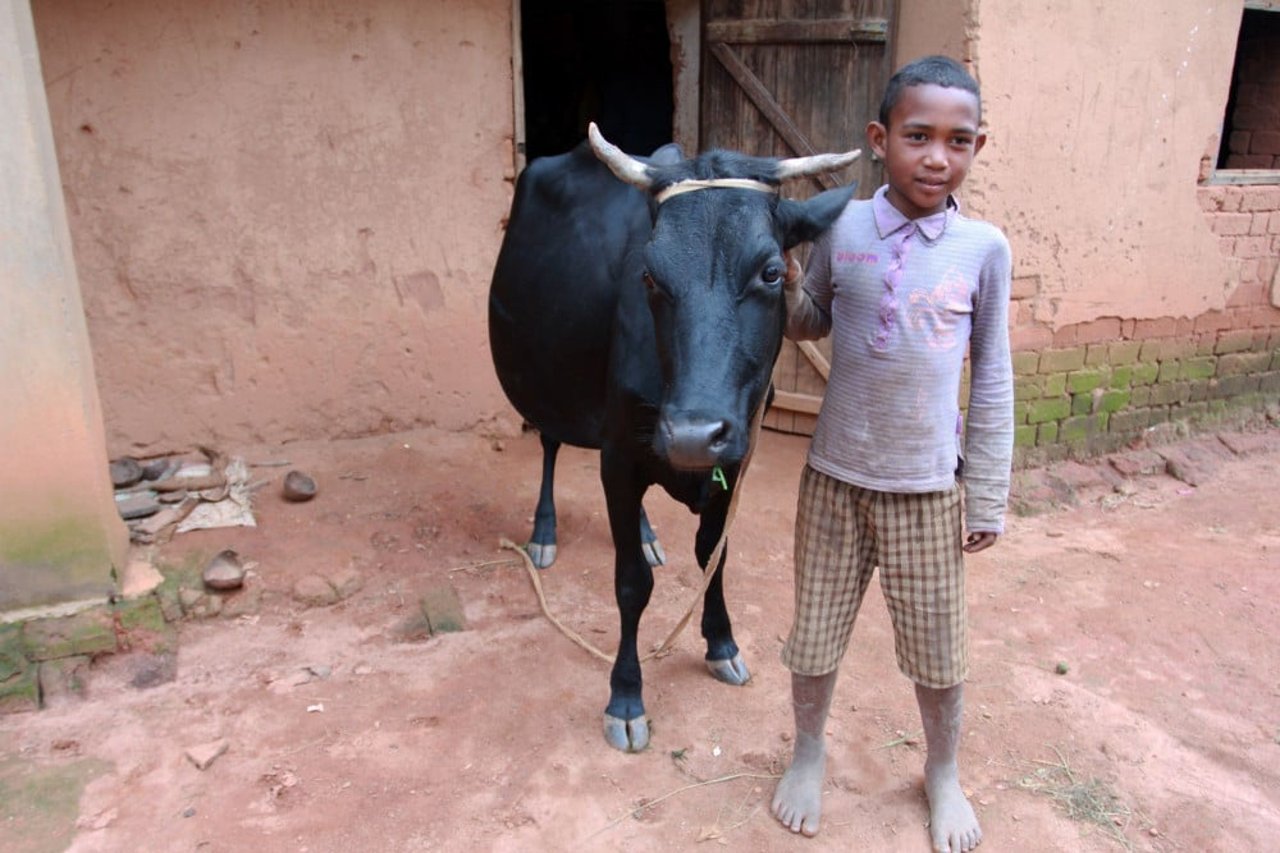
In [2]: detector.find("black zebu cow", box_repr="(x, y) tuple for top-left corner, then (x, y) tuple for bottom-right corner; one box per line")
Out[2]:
(489, 124), (858, 752)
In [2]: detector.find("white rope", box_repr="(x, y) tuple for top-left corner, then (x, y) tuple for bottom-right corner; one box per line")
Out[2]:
(504, 400), (768, 664)
(654, 178), (777, 204)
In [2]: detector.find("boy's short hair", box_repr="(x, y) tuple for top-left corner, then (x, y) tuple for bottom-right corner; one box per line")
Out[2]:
(879, 55), (981, 126)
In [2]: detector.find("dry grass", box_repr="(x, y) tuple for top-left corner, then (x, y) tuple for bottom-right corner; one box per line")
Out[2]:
(1017, 747), (1140, 851)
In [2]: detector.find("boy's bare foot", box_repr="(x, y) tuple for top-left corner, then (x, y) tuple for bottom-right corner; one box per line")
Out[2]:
(771, 732), (826, 836)
(925, 761), (982, 852)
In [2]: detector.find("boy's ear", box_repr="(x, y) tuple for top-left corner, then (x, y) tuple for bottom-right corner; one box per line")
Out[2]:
(973, 131), (987, 157)
(866, 121), (888, 161)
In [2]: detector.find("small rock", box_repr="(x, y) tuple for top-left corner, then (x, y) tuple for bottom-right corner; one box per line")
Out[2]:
(203, 550), (246, 591)
(120, 555), (165, 599)
(115, 491), (161, 520)
(77, 807), (118, 831)
(292, 574), (339, 607)
(282, 470), (318, 502)
(182, 807), (197, 818)
(141, 457), (177, 481)
(129, 652), (177, 689)
(324, 564), (363, 600)
(185, 739), (229, 770)
(110, 457), (143, 488)
(1054, 661), (1070, 675)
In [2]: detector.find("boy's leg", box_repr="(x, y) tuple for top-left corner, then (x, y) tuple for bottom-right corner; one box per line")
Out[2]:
(916, 682), (981, 852)
(773, 468), (876, 837)
(875, 486), (977, 850)
(771, 670), (838, 836)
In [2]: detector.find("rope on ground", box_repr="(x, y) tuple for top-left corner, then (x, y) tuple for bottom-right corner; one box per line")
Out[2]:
(502, 400), (766, 665)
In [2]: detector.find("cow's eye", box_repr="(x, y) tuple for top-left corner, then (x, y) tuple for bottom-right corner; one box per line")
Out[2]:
(761, 263), (784, 284)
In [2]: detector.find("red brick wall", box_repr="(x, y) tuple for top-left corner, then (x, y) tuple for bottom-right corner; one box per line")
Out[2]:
(1224, 10), (1280, 169)
(1003, 184), (1280, 462)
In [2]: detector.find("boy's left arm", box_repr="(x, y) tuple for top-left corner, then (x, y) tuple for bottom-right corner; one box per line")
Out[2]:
(962, 232), (1015, 544)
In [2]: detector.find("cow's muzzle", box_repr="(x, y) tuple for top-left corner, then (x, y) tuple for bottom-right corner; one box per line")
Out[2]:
(657, 413), (733, 471)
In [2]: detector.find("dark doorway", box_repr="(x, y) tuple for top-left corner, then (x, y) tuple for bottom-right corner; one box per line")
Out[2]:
(520, 0), (674, 162)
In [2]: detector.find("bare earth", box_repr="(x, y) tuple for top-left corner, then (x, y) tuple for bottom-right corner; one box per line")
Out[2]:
(3, 424), (1278, 852)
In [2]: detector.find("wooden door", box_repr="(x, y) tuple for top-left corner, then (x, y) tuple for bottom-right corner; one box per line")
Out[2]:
(701, 0), (893, 435)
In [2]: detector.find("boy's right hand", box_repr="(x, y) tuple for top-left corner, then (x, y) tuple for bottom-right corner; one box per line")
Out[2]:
(783, 251), (805, 316)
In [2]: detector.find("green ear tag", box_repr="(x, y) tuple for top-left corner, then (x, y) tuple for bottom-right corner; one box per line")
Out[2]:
(711, 466), (728, 491)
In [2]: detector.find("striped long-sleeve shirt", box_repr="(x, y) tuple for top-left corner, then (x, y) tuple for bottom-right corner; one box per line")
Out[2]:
(786, 185), (1014, 533)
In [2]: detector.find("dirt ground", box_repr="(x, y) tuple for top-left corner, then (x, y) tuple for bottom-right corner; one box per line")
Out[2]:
(3, 421), (1279, 852)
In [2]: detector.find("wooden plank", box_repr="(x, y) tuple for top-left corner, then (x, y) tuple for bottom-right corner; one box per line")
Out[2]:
(706, 18), (888, 45)
(770, 389), (824, 415)
(1208, 169), (1280, 185)
(510, 0), (526, 175)
(707, 42), (838, 190)
(796, 340), (830, 380)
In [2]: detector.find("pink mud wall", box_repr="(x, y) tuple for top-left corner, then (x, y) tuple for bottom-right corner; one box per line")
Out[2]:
(959, 0), (1242, 328)
(33, 0), (518, 456)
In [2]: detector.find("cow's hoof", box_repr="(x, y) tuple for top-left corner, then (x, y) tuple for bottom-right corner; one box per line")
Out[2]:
(603, 713), (650, 752)
(706, 653), (751, 686)
(525, 541), (557, 569)
(642, 538), (666, 568)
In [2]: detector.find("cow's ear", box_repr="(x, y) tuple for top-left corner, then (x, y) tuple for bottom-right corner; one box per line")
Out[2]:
(777, 182), (857, 249)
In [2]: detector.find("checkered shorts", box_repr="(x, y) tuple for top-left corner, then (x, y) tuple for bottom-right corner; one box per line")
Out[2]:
(780, 464), (968, 688)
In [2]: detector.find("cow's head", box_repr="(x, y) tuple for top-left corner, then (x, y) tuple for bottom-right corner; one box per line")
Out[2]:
(588, 123), (858, 473)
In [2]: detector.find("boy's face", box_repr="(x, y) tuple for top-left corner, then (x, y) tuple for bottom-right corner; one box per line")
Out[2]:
(867, 83), (986, 220)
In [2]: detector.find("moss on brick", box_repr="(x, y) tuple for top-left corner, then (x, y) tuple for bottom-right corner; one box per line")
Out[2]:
(1037, 421), (1060, 445)
(1067, 369), (1107, 394)
(1107, 409), (1150, 434)
(1150, 382), (1190, 406)
(1040, 347), (1087, 372)
(1131, 362), (1160, 386)
(1015, 376), (1043, 401)
(1110, 365), (1134, 388)
(0, 662), (39, 714)
(0, 624), (26, 682)
(1139, 340), (1163, 362)
(1098, 389), (1131, 413)
(1085, 344), (1109, 366)
(114, 597), (166, 634)
(1071, 393), (1094, 415)
(1214, 329), (1256, 354)
(1014, 424), (1037, 448)
(1012, 352), (1039, 376)
(1028, 397), (1070, 424)
(1129, 386), (1151, 406)
(1108, 341), (1143, 364)
(1213, 374), (1262, 398)
(1060, 414), (1096, 443)
(1158, 360), (1182, 382)
(21, 610), (117, 662)
(1189, 380), (1211, 402)
(1179, 356), (1217, 381)
(1043, 373), (1067, 397)
(1217, 351), (1272, 377)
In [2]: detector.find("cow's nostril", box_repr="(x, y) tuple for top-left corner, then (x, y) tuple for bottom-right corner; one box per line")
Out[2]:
(661, 417), (732, 470)
(708, 420), (731, 452)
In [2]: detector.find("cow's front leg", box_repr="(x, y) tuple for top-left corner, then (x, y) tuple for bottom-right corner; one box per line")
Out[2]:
(696, 504), (750, 686)
(525, 432), (559, 569)
(601, 452), (653, 752)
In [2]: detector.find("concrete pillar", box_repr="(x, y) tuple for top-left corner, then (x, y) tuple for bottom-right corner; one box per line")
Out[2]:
(0, 0), (127, 614)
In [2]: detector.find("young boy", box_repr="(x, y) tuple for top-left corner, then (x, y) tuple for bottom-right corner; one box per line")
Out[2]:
(770, 56), (1013, 853)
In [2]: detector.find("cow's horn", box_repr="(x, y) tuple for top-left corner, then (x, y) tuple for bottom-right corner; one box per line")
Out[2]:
(588, 122), (654, 190)
(775, 149), (862, 181)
